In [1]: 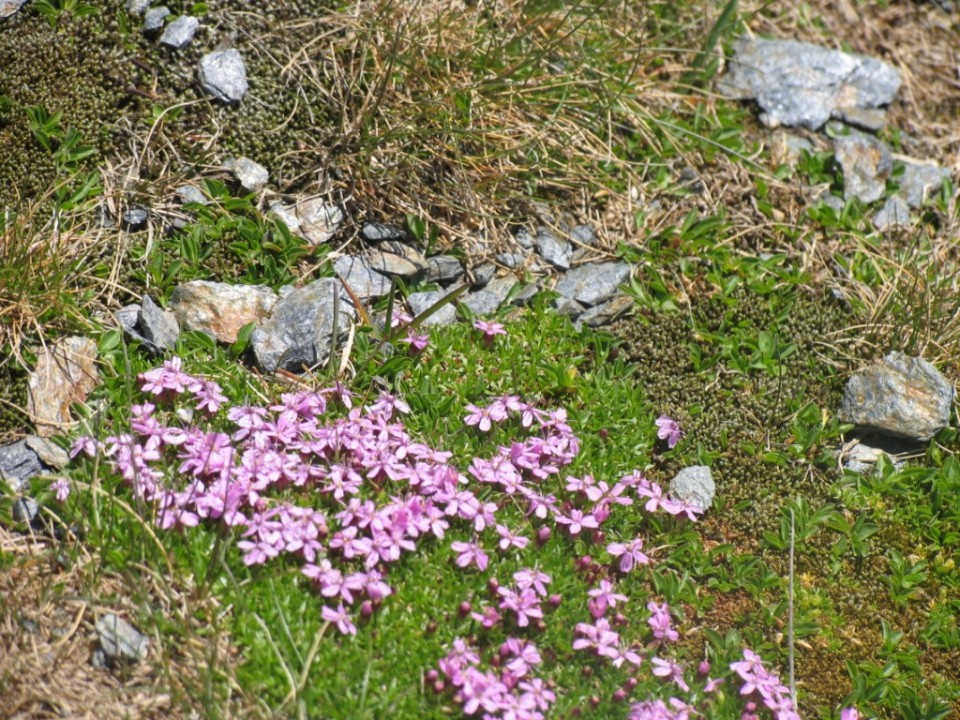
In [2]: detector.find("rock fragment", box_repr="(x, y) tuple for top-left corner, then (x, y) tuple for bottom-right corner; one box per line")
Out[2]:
(143, 6), (170, 32)
(198, 49), (248, 103)
(834, 131), (893, 204)
(297, 199), (343, 244)
(0, 0), (28, 19)
(94, 614), (149, 667)
(535, 228), (572, 270)
(407, 290), (458, 327)
(334, 255), (393, 300)
(669, 465), (715, 510)
(361, 222), (406, 242)
(159, 15), (199, 48)
(169, 281), (277, 344)
(425, 255), (464, 284)
(138, 295), (180, 353)
(0, 440), (43, 493)
(840, 352), (954, 441)
(553, 261), (631, 308)
(872, 195), (911, 231)
(461, 276), (517, 317)
(225, 157), (269, 194)
(27, 337), (99, 437)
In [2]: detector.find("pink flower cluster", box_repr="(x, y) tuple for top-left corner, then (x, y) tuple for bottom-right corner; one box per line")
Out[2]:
(731, 649), (800, 720)
(434, 637), (555, 720)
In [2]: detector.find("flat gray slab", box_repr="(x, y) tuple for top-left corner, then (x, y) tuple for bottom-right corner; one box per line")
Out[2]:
(553, 261), (631, 307)
(334, 255), (393, 300)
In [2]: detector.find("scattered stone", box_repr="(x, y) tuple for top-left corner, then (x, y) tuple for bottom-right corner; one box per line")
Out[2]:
(334, 255), (393, 300)
(897, 160), (952, 208)
(366, 250), (421, 279)
(24, 435), (70, 469)
(0, 440), (43, 493)
(361, 222), (406, 242)
(669, 465), (715, 510)
(835, 107), (888, 132)
(535, 228), (572, 271)
(717, 37), (901, 131)
(514, 227), (536, 250)
(553, 261), (631, 308)
(174, 184), (208, 205)
(841, 435), (913, 474)
(570, 224), (597, 247)
(0, 0), (28, 19)
(840, 352), (955, 441)
(872, 195), (912, 231)
(833, 131), (893, 204)
(461, 276), (517, 317)
(495, 252), (527, 269)
(169, 281), (277, 344)
(250, 278), (355, 374)
(509, 282), (542, 307)
(551, 296), (586, 319)
(125, 0), (150, 14)
(575, 294), (634, 329)
(379, 241), (427, 269)
(142, 6), (170, 32)
(771, 132), (816, 167)
(198, 49), (248, 103)
(297, 198), (343, 245)
(471, 263), (496, 288)
(95, 614), (149, 667)
(225, 157), (269, 194)
(12, 496), (39, 525)
(407, 290), (458, 327)
(816, 193), (846, 214)
(121, 206), (149, 231)
(159, 15), (199, 49)
(138, 295), (180, 353)
(116, 304), (141, 332)
(425, 255), (464, 284)
(27, 337), (99, 438)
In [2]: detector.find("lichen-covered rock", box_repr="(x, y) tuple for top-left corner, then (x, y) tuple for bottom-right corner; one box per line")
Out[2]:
(297, 199), (343, 245)
(334, 255), (393, 300)
(198, 49), (248, 103)
(670, 465), (715, 510)
(834, 131), (893, 204)
(169, 281), (277, 344)
(27, 337), (99, 438)
(251, 278), (355, 373)
(94, 614), (149, 667)
(553, 261), (631, 307)
(840, 352), (955, 440)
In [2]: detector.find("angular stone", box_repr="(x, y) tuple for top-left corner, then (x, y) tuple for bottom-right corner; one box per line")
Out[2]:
(379, 241), (427, 268)
(872, 195), (912, 231)
(95, 614), (149, 666)
(717, 37), (901, 130)
(897, 160), (952, 208)
(407, 290), (457, 327)
(334, 255), (393, 300)
(575, 294), (634, 328)
(361, 222), (406, 242)
(553, 261), (631, 307)
(461, 277), (517, 317)
(25, 435), (70, 469)
(771, 132), (815, 167)
(495, 252), (527, 269)
(551, 296), (585, 319)
(471, 263), (496, 288)
(670, 465), (715, 510)
(139, 295), (180, 353)
(12, 496), (39, 525)
(834, 132), (893, 204)
(0, 440), (42, 493)
(835, 107), (887, 132)
(116, 304), (140, 333)
(27, 337), (99, 438)
(425, 255), (463, 283)
(366, 251), (421, 279)
(509, 282), (542, 307)
(840, 352), (954, 441)
(122, 206), (149, 231)
(143, 6), (169, 32)
(174, 184), (208, 205)
(198, 49), (248, 103)
(225, 157), (269, 194)
(251, 278), (355, 373)
(297, 199), (343, 245)
(169, 281), (277, 344)
(841, 436), (912, 474)
(514, 227), (536, 250)
(535, 228), (572, 270)
(570, 224), (597, 247)
(159, 15), (199, 48)
(268, 199), (300, 233)
(125, 0), (150, 14)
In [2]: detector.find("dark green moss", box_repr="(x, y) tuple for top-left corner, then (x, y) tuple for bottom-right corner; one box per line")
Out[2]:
(0, 361), (29, 439)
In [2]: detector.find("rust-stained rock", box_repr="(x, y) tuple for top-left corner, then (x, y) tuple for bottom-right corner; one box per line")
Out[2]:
(27, 337), (99, 437)
(169, 281), (277, 344)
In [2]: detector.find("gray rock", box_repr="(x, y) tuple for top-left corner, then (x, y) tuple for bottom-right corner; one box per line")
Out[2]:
(553, 261), (631, 308)
(139, 295), (180, 353)
(159, 15), (199, 49)
(268, 199), (300, 233)
(116, 304), (141, 332)
(174, 184), (208, 205)
(535, 228), (572, 270)
(872, 195), (912, 231)
(834, 131), (893, 204)
(198, 49), (248, 103)
(471, 263), (496, 288)
(12, 496), (39, 525)
(170, 281), (277, 344)
(461, 276), (517, 317)
(366, 251), (421, 279)
(495, 252), (528, 269)
(334, 255), (393, 300)
(25, 435), (70, 469)
(897, 160), (952, 208)
(841, 436), (912, 474)
(835, 107), (888, 132)
(551, 296), (586, 319)
(125, 0), (150, 14)
(95, 614), (149, 666)
(425, 255), (464, 283)
(297, 199), (342, 245)
(570, 224), (597, 247)
(122, 206), (149, 231)
(574, 294), (634, 329)
(509, 282), (542, 307)
(514, 227), (536, 250)
(816, 193), (846, 214)
(0, 0), (28, 19)
(677, 166), (705, 195)
(361, 222), (406, 242)
(0, 441), (42, 493)
(142, 6), (170, 32)
(225, 157), (269, 194)
(840, 352), (955, 441)
(669, 465), (715, 510)
(379, 241), (427, 269)
(251, 278), (355, 373)
(407, 290), (458, 327)
(771, 132), (815, 167)
(717, 37), (901, 131)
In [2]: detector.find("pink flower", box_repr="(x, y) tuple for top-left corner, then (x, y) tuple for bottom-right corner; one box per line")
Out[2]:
(473, 319), (507, 344)
(451, 540), (489, 571)
(51, 478), (71, 503)
(607, 538), (651, 572)
(655, 415), (684, 448)
(840, 710), (860, 720)
(322, 603), (357, 635)
(496, 524), (529, 551)
(555, 508), (598, 535)
(647, 600), (679, 643)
